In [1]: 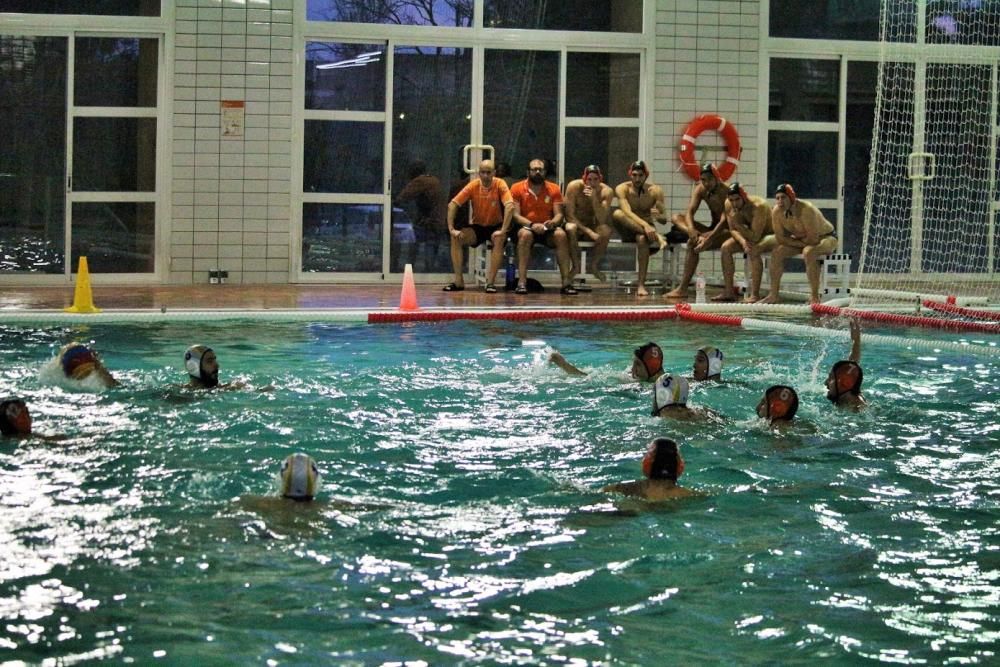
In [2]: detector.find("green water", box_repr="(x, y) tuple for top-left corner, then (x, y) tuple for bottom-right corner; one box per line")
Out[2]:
(0, 319), (997, 664)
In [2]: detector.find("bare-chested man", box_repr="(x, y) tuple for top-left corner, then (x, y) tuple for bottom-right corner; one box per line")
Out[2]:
(612, 160), (668, 297)
(564, 164), (614, 281)
(717, 182), (776, 303)
(761, 183), (837, 304)
(665, 163), (731, 299)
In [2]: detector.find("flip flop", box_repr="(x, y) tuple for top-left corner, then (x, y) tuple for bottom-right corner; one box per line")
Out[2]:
(560, 285), (579, 295)
(514, 285), (528, 295)
(484, 283), (497, 293)
(442, 283), (465, 292)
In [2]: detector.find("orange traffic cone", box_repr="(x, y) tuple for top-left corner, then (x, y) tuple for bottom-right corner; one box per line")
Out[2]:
(64, 256), (102, 313)
(399, 263), (419, 311)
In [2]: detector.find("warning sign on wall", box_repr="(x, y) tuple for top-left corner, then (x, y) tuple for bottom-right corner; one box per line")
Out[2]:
(221, 100), (245, 138)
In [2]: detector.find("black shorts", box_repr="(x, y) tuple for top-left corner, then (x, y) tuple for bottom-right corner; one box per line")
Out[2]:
(516, 225), (559, 247)
(464, 223), (501, 248)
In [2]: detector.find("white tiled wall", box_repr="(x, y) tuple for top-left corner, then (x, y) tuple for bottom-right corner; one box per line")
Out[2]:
(170, 0), (293, 284)
(653, 0), (761, 221)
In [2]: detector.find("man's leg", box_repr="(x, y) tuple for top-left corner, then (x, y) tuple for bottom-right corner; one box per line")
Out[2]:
(564, 222), (581, 277)
(665, 239), (701, 298)
(551, 228), (573, 288)
(802, 236), (838, 303)
(747, 235), (777, 302)
(516, 226), (534, 289)
(449, 230), (473, 287)
(486, 228), (507, 286)
(635, 236), (651, 297)
(716, 237), (741, 300)
(759, 243), (797, 304)
(588, 224), (614, 282)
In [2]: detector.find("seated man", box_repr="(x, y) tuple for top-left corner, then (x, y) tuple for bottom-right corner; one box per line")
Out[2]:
(509, 158), (576, 295)
(666, 163), (731, 299)
(827, 319), (866, 409)
(442, 159), (514, 293)
(564, 164), (615, 280)
(652, 374), (721, 422)
(761, 183), (838, 304)
(612, 160), (668, 297)
(57, 342), (119, 388)
(692, 346), (724, 382)
(717, 182), (776, 303)
(756, 385), (799, 425)
(601, 437), (695, 501)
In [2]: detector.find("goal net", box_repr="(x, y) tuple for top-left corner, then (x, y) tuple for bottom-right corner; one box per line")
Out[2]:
(855, 1), (1000, 305)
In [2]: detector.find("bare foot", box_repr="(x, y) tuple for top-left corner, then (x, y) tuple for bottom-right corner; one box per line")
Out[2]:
(592, 270), (606, 282)
(637, 285), (649, 297)
(711, 291), (738, 302)
(744, 295), (760, 304)
(758, 294), (779, 304)
(809, 296), (821, 305)
(665, 287), (687, 298)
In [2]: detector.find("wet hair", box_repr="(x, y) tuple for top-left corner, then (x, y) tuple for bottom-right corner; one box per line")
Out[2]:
(582, 164), (603, 180)
(633, 342), (663, 377)
(727, 181), (749, 202)
(763, 385), (799, 421)
(775, 183), (797, 204)
(830, 360), (864, 399)
(646, 438), (681, 481)
(0, 398), (27, 436)
(628, 160), (649, 177)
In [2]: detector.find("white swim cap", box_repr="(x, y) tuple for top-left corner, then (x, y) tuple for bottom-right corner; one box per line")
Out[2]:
(184, 345), (211, 379)
(652, 374), (689, 414)
(280, 453), (321, 500)
(699, 346), (725, 378)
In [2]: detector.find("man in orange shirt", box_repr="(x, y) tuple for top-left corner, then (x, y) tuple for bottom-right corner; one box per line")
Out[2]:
(510, 158), (576, 295)
(443, 159), (514, 293)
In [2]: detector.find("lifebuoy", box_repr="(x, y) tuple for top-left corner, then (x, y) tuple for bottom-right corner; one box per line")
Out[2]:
(678, 114), (741, 181)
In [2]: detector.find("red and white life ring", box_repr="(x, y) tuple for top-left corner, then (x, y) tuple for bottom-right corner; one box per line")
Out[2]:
(678, 114), (741, 181)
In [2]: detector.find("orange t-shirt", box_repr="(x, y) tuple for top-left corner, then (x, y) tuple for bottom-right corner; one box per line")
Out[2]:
(451, 178), (513, 227)
(510, 180), (563, 224)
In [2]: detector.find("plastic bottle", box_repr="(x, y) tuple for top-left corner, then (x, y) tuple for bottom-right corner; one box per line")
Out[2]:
(505, 241), (516, 290)
(695, 272), (706, 303)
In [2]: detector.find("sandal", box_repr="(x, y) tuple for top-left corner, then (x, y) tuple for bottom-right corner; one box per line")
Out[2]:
(484, 283), (497, 293)
(560, 285), (579, 295)
(442, 283), (465, 292)
(514, 284), (528, 295)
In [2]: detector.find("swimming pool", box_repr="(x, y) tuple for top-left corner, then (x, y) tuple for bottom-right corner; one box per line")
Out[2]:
(1, 318), (997, 663)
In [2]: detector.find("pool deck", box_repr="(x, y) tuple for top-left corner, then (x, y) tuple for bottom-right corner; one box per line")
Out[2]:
(0, 283), (708, 312)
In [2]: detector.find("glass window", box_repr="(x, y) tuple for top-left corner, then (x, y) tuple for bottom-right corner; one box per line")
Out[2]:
(564, 127), (638, 185)
(71, 202), (155, 273)
(303, 120), (384, 194)
(302, 203), (383, 273)
(769, 59), (839, 122)
(75, 37), (158, 107)
(484, 50), (559, 184)
(767, 131), (838, 199)
(566, 52), (639, 118)
(927, 1), (1000, 46)
(0, 35), (67, 274)
(0, 0), (159, 15)
(307, 0), (472, 27)
(73, 117), (156, 192)
(484, 0), (642, 32)
(305, 42), (385, 112)
(391, 46), (470, 274)
(769, 0), (912, 42)
(844, 61), (877, 272)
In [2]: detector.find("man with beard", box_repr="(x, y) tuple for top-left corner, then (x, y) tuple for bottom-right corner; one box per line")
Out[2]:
(510, 158), (576, 295)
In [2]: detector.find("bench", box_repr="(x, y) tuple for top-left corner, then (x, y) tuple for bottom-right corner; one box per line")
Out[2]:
(735, 252), (851, 296)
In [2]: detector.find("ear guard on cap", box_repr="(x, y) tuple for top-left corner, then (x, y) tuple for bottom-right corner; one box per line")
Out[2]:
(698, 346), (724, 377)
(764, 384), (799, 421)
(280, 453), (321, 501)
(582, 164), (603, 181)
(831, 360), (863, 396)
(642, 437), (684, 481)
(627, 160), (649, 177)
(727, 181), (749, 202)
(634, 342), (663, 378)
(184, 344), (212, 379)
(652, 374), (690, 415)
(775, 183), (797, 204)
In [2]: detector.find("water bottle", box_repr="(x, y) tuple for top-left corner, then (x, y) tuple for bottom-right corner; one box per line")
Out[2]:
(505, 241), (516, 290)
(695, 272), (706, 303)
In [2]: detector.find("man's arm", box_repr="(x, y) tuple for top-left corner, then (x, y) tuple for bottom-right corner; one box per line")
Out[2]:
(564, 181), (582, 224)
(549, 350), (586, 376)
(512, 199), (532, 228)
(748, 203), (771, 244)
(684, 186), (705, 228)
(547, 200), (565, 228)
(771, 208), (803, 248)
(849, 319), (861, 363)
(615, 183), (655, 232)
(447, 201), (460, 236)
(725, 202), (751, 251)
(649, 185), (668, 224)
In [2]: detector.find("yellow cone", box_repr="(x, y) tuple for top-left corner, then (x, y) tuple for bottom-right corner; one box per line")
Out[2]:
(64, 256), (101, 313)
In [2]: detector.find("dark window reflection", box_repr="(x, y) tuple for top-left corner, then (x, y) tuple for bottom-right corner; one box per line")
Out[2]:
(307, 0), (472, 27)
(0, 35), (67, 274)
(844, 61), (877, 273)
(302, 203), (383, 273)
(485, 0), (641, 32)
(767, 131), (838, 199)
(0, 0), (159, 15)
(73, 117), (156, 192)
(769, 0), (914, 42)
(564, 127), (638, 186)
(391, 46), (470, 274)
(303, 120), (383, 194)
(927, 0), (1000, 45)
(769, 58), (839, 122)
(305, 42), (385, 111)
(566, 52), (639, 118)
(71, 202), (154, 273)
(484, 50), (559, 183)
(75, 37), (158, 107)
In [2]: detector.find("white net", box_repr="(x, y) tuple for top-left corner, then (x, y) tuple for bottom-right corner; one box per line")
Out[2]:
(856, 1), (1000, 305)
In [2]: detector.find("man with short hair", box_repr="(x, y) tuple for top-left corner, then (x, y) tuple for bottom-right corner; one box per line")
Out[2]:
(761, 183), (838, 304)
(564, 164), (615, 280)
(612, 160), (668, 297)
(509, 159), (576, 295)
(442, 159), (514, 293)
(666, 162), (731, 299)
(717, 182), (776, 303)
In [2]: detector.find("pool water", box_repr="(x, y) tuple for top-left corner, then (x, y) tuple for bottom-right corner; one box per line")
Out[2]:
(0, 319), (997, 664)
